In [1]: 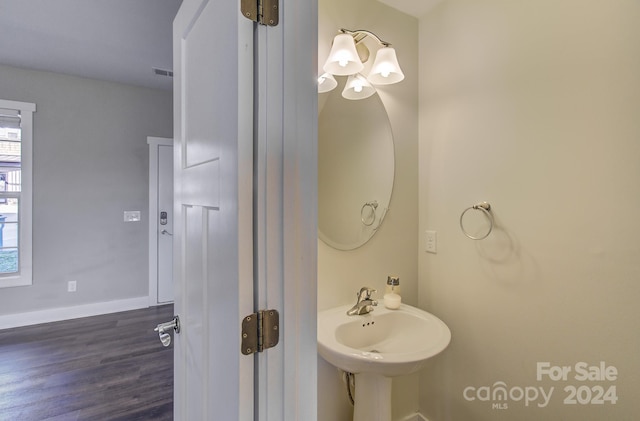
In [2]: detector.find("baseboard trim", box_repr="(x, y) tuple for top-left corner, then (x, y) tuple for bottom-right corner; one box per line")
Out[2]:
(0, 296), (151, 330)
(398, 413), (428, 421)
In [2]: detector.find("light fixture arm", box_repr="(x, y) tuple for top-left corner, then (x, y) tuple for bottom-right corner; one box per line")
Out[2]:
(339, 28), (391, 47)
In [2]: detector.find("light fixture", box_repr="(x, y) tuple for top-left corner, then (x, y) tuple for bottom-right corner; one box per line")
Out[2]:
(368, 47), (404, 85)
(323, 33), (364, 76)
(342, 73), (376, 100)
(317, 72), (338, 93)
(319, 28), (404, 100)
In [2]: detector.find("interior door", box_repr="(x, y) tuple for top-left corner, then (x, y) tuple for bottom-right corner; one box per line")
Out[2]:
(157, 144), (173, 303)
(172, 0), (253, 420)
(148, 136), (174, 306)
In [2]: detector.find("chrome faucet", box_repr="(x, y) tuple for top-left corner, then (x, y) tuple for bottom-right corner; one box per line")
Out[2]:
(346, 287), (378, 316)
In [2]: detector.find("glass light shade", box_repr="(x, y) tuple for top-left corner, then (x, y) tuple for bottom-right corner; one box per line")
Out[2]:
(342, 74), (376, 100)
(368, 47), (405, 85)
(323, 34), (364, 76)
(317, 73), (338, 93)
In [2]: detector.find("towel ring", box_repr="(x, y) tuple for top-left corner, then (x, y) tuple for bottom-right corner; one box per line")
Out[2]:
(460, 202), (493, 240)
(361, 200), (378, 226)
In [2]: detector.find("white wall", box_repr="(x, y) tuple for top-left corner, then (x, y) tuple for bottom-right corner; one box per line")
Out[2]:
(317, 0), (419, 419)
(418, 1), (640, 419)
(0, 64), (172, 317)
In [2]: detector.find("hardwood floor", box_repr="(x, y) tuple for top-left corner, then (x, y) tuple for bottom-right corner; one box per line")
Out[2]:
(0, 305), (174, 421)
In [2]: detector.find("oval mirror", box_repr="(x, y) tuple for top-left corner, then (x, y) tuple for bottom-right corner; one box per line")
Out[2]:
(318, 84), (395, 250)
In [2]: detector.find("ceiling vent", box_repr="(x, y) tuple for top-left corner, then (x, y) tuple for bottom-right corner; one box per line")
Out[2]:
(153, 67), (174, 77)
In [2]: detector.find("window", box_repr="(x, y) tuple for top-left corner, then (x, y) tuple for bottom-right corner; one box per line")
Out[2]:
(0, 99), (35, 287)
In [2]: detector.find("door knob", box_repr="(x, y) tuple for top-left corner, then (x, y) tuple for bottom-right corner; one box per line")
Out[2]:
(161, 229), (173, 236)
(154, 316), (180, 347)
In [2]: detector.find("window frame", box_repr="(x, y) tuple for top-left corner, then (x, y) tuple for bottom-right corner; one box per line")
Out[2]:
(0, 99), (35, 288)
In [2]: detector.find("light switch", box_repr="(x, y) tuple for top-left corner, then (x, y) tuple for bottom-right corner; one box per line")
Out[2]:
(124, 211), (141, 222)
(425, 230), (437, 253)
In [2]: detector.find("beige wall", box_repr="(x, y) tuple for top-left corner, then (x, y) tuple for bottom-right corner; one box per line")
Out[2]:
(317, 0), (419, 419)
(418, 1), (640, 420)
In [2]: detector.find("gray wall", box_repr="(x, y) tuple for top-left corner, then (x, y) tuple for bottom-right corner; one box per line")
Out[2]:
(0, 64), (172, 315)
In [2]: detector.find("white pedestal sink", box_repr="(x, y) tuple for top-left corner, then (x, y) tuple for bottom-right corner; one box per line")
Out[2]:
(318, 302), (451, 421)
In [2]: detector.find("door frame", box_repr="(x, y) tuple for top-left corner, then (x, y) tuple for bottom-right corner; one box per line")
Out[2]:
(254, 0), (318, 417)
(147, 136), (173, 306)
(170, 0), (319, 417)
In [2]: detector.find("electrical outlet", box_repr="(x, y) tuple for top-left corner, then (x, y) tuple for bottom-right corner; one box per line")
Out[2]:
(68, 280), (77, 292)
(425, 230), (437, 253)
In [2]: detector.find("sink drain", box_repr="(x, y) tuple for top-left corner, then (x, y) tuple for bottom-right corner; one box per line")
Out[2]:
(369, 349), (380, 353)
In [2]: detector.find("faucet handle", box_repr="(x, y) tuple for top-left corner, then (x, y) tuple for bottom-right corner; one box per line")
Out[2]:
(357, 286), (377, 300)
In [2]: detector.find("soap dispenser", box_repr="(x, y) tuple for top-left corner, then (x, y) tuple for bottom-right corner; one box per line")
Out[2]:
(384, 276), (401, 309)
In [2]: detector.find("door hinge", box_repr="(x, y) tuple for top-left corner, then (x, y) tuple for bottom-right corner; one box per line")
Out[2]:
(241, 309), (279, 355)
(241, 0), (279, 26)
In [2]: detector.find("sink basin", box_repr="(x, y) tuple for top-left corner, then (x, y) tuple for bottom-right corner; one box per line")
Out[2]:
(318, 302), (451, 377)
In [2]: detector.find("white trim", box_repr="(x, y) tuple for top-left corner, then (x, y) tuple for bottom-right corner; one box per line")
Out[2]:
(398, 412), (429, 421)
(0, 98), (36, 288)
(147, 136), (173, 147)
(254, 21), (282, 420)
(147, 136), (173, 306)
(236, 7), (255, 421)
(0, 296), (151, 330)
(397, 413), (429, 421)
(253, 0), (317, 418)
(280, 0), (318, 418)
(0, 99), (36, 113)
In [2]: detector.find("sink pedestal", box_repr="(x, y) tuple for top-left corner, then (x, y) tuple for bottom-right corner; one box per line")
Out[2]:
(353, 372), (392, 421)
(318, 303), (451, 421)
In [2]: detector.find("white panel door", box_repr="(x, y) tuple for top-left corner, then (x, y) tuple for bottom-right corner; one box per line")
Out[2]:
(173, 0), (253, 420)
